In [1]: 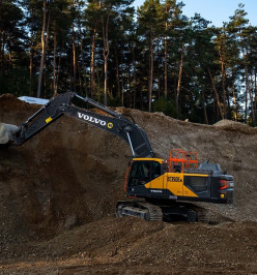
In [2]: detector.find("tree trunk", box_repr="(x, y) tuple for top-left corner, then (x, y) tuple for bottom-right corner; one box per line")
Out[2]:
(1, 40), (4, 73)
(72, 24), (76, 93)
(103, 55), (108, 104)
(254, 70), (257, 117)
(244, 69), (248, 123)
(53, 30), (57, 96)
(8, 52), (12, 70)
(115, 47), (120, 100)
(102, 14), (110, 105)
(90, 27), (96, 96)
(29, 8), (35, 96)
(55, 42), (63, 95)
(218, 39), (227, 119)
(0, 1), (3, 74)
(207, 67), (224, 119)
(200, 83), (209, 124)
(30, 43), (34, 96)
(230, 68), (238, 121)
(220, 58), (227, 118)
(164, 33), (168, 98)
(232, 82), (238, 121)
(176, 41), (185, 115)
(37, 0), (47, 98)
(120, 43), (124, 106)
(78, 61), (82, 94)
(0, 37), (2, 73)
(132, 45), (136, 108)
(79, 28), (86, 96)
(245, 65), (254, 123)
(164, 3), (170, 99)
(96, 64), (100, 101)
(148, 32), (153, 112)
(37, 0), (50, 98)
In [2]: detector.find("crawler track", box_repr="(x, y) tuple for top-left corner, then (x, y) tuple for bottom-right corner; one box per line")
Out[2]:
(116, 200), (234, 224)
(116, 201), (163, 221)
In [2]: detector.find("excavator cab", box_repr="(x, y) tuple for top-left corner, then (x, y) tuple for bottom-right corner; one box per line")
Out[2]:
(127, 160), (161, 185)
(125, 159), (164, 198)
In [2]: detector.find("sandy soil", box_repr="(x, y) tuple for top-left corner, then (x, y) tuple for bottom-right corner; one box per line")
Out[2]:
(1, 94), (257, 274)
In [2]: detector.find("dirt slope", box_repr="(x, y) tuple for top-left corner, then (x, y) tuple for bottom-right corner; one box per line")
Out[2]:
(1, 94), (257, 274)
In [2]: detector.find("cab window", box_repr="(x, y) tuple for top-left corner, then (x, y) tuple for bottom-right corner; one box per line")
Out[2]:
(128, 161), (161, 186)
(152, 161), (161, 179)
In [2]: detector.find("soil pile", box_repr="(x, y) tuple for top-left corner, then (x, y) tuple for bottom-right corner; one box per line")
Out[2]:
(1, 94), (257, 274)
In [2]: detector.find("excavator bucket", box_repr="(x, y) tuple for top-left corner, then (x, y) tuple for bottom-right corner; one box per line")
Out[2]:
(0, 123), (19, 144)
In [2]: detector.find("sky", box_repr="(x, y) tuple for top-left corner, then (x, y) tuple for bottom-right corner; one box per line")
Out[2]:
(133, 0), (257, 27)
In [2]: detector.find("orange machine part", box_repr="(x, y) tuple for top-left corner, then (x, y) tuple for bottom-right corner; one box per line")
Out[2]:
(167, 149), (198, 173)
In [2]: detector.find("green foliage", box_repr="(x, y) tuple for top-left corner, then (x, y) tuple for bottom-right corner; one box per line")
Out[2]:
(152, 97), (177, 117)
(137, 0), (166, 34)
(0, 68), (30, 96)
(0, 1), (257, 127)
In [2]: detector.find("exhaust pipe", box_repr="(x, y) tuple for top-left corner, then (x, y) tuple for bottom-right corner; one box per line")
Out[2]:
(0, 123), (19, 144)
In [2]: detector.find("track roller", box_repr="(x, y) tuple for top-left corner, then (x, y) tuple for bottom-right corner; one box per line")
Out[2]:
(115, 201), (163, 221)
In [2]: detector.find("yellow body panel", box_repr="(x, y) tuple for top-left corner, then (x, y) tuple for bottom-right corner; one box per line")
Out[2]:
(145, 172), (208, 198)
(145, 175), (164, 189)
(165, 173), (185, 196)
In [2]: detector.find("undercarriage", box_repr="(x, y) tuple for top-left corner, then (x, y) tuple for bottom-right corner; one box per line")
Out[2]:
(115, 200), (233, 224)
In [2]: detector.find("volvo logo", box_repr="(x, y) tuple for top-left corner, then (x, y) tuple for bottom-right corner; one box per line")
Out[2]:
(77, 112), (107, 126)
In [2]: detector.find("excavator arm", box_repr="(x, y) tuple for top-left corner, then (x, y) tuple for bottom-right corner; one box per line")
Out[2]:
(2, 92), (154, 158)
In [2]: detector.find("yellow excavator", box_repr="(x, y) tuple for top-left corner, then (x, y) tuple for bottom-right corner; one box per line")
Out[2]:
(0, 92), (234, 222)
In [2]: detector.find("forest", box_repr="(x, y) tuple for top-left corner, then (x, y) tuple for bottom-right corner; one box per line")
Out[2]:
(0, 0), (257, 125)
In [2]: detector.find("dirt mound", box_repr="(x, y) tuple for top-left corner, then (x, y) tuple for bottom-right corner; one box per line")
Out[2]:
(1, 94), (257, 274)
(214, 119), (245, 127)
(3, 218), (257, 274)
(214, 119), (254, 135)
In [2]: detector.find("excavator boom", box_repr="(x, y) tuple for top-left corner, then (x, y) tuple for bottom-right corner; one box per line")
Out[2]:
(0, 92), (154, 158)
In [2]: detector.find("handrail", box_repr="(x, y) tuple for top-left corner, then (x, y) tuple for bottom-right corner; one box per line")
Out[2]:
(167, 149), (198, 173)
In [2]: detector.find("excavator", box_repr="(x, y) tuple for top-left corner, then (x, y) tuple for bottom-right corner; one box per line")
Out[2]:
(0, 92), (234, 223)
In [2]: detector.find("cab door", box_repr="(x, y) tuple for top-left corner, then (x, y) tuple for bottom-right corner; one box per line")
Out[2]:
(126, 160), (164, 198)
(146, 161), (165, 198)
(126, 161), (152, 197)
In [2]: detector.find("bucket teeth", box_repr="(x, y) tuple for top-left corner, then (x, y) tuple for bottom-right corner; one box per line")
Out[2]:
(0, 123), (19, 144)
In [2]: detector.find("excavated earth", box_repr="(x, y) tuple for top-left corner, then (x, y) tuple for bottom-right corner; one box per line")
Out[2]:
(1, 94), (257, 274)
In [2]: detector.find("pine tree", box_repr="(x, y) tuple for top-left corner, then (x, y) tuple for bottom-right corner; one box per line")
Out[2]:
(137, 0), (165, 112)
